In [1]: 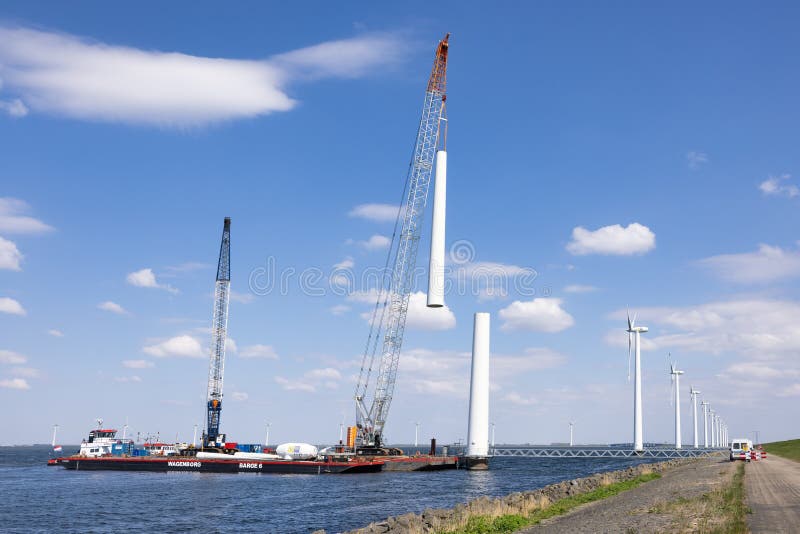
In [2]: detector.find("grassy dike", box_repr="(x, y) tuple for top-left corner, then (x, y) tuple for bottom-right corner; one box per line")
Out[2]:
(647, 461), (748, 533)
(343, 459), (690, 534)
(441, 472), (661, 534)
(762, 439), (800, 462)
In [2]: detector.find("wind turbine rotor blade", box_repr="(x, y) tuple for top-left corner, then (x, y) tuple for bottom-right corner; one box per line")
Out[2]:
(627, 309), (632, 331)
(627, 332), (632, 381)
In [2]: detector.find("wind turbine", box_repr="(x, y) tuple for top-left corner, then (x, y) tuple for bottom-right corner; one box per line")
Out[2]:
(627, 310), (649, 452)
(701, 400), (709, 447)
(709, 409), (716, 448)
(569, 421), (574, 447)
(690, 387), (701, 448)
(669, 360), (684, 449)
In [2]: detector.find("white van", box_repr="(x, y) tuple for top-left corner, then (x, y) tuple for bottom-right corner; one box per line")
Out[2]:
(730, 438), (753, 461)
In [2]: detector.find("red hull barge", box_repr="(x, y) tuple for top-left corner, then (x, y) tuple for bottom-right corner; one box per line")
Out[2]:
(51, 456), (383, 474)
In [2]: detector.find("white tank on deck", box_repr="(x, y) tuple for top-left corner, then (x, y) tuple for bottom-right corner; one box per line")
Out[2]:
(275, 443), (318, 460)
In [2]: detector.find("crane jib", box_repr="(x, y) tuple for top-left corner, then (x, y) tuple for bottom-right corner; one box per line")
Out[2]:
(354, 34), (449, 448)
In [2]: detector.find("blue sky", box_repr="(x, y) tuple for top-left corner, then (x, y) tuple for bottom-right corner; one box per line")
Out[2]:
(1, 2), (799, 446)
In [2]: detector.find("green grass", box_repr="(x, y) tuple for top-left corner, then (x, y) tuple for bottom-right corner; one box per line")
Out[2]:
(712, 461), (749, 533)
(442, 472), (661, 534)
(762, 438), (800, 462)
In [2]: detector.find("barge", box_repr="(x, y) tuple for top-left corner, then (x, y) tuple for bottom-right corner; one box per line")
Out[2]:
(49, 455), (382, 474)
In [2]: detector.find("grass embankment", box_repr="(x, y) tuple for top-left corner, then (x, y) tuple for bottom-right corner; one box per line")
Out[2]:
(441, 472), (661, 534)
(762, 439), (800, 462)
(648, 462), (748, 533)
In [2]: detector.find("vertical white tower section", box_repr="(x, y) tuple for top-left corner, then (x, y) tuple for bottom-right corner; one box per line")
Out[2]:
(701, 400), (709, 447)
(466, 312), (490, 463)
(690, 387), (701, 448)
(569, 422), (574, 447)
(670, 364), (684, 449)
(427, 150), (447, 307)
(710, 410), (716, 447)
(627, 313), (648, 452)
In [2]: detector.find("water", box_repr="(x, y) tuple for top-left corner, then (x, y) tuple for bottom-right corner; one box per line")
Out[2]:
(1, 445), (661, 533)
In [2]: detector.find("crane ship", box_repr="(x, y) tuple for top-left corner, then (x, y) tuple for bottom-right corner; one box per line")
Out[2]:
(49, 34), (463, 475)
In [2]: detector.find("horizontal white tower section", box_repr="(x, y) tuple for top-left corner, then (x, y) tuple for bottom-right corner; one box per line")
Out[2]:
(467, 312), (490, 457)
(427, 150), (447, 307)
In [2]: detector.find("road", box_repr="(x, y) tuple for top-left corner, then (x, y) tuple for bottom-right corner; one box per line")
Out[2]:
(746, 454), (800, 533)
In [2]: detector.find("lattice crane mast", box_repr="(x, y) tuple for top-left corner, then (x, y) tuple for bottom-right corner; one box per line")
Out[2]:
(203, 217), (231, 447)
(354, 34), (449, 449)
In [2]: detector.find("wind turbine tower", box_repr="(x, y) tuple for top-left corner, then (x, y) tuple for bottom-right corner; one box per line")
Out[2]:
(569, 421), (574, 447)
(627, 312), (649, 452)
(708, 408), (717, 449)
(670, 362), (684, 449)
(701, 400), (709, 447)
(690, 387), (701, 448)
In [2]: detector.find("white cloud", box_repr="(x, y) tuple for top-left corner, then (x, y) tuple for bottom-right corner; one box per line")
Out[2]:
(406, 291), (456, 330)
(606, 299), (800, 398)
(725, 362), (787, 380)
(330, 304), (351, 316)
(97, 301), (127, 315)
(499, 298), (574, 333)
(231, 391), (249, 401)
(0, 377), (30, 390)
(123, 359), (154, 369)
(0, 297), (26, 315)
(759, 174), (798, 198)
(359, 234), (391, 250)
(333, 257), (355, 270)
(346, 288), (382, 304)
(778, 383), (800, 397)
(274, 376), (316, 393)
(504, 391), (539, 406)
(0, 98), (28, 117)
(0, 350), (26, 364)
(566, 223), (655, 256)
(229, 290), (255, 304)
(47, 329), (63, 337)
(226, 338), (238, 353)
(114, 375), (142, 383)
(348, 203), (399, 222)
(0, 26), (404, 127)
(493, 348), (567, 375)
(0, 198), (53, 234)
(143, 335), (205, 358)
(126, 268), (177, 294)
(305, 368), (341, 380)
(687, 151), (708, 169)
(10, 366), (39, 378)
(239, 344), (278, 359)
(0, 236), (23, 270)
(564, 284), (598, 294)
(274, 366), (344, 393)
(699, 244), (800, 284)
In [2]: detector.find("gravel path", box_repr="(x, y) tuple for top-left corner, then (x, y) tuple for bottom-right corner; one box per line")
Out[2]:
(519, 457), (734, 533)
(746, 454), (800, 533)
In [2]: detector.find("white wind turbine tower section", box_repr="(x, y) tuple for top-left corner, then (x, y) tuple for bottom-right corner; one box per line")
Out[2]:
(627, 311), (649, 452)
(669, 361), (684, 449)
(690, 387), (701, 448)
(426, 149), (447, 307)
(708, 408), (717, 449)
(569, 422), (574, 447)
(701, 400), (709, 448)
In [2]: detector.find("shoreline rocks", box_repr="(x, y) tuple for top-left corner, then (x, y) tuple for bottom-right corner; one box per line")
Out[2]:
(334, 458), (694, 534)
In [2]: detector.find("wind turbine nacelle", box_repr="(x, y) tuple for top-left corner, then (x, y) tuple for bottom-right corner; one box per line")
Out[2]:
(637, 326), (649, 333)
(275, 443), (318, 460)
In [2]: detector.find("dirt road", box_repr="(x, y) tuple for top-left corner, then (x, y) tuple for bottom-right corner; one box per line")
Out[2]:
(520, 457), (734, 533)
(746, 454), (800, 533)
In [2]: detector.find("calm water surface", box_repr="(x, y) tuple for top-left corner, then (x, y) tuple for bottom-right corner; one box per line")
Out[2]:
(1, 445), (660, 533)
